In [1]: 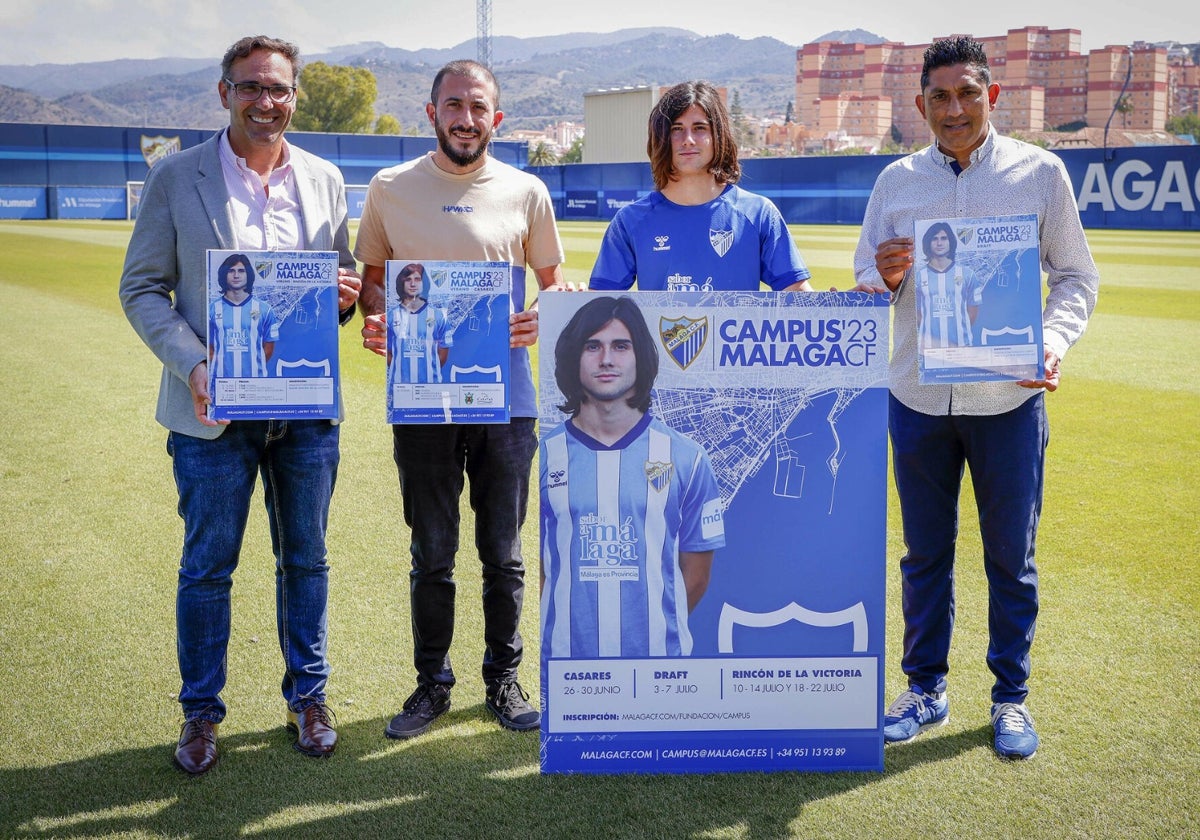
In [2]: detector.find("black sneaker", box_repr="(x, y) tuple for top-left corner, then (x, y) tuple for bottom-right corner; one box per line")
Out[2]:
(485, 680), (540, 731)
(385, 684), (451, 739)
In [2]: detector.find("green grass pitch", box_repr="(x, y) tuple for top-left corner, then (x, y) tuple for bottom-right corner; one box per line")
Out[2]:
(0, 219), (1196, 838)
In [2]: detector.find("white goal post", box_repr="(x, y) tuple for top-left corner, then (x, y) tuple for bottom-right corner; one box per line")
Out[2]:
(125, 180), (144, 220)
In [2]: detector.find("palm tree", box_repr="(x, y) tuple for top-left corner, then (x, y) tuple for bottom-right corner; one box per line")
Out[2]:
(527, 141), (557, 167)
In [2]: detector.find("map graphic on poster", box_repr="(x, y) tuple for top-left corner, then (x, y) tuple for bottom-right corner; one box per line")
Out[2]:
(538, 290), (891, 774)
(206, 249), (340, 421)
(913, 213), (1044, 384)
(385, 260), (510, 424)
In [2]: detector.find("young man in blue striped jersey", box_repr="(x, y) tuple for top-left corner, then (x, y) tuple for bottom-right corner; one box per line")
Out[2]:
(541, 296), (725, 659)
(208, 252), (280, 378)
(387, 262), (451, 385)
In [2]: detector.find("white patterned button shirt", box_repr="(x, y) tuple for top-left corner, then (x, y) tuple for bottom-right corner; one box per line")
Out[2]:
(854, 126), (1099, 416)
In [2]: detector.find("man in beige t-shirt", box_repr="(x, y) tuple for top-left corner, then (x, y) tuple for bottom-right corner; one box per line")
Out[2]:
(354, 59), (565, 739)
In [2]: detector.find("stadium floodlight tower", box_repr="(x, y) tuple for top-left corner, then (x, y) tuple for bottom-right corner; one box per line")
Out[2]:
(477, 0), (493, 68)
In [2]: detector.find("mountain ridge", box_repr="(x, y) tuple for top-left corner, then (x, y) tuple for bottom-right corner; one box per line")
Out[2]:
(0, 28), (882, 133)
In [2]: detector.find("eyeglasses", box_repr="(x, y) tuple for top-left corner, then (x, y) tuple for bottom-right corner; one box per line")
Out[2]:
(223, 79), (297, 104)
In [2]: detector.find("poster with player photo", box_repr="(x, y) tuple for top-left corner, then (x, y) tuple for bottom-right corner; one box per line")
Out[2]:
(205, 249), (340, 421)
(537, 290), (891, 774)
(913, 213), (1045, 384)
(384, 260), (511, 424)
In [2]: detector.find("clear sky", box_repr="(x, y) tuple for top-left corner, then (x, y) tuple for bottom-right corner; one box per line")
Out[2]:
(0, 0), (1187, 66)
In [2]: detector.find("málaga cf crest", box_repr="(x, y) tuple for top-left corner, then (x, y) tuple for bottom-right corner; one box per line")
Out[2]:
(659, 315), (708, 370)
(140, 134), (181, 168)
(644, 460), (673, 493)
(709, 228), (734, 257)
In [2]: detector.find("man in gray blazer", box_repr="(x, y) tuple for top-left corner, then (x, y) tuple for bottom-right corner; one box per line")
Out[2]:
(120, 34), (361, 775)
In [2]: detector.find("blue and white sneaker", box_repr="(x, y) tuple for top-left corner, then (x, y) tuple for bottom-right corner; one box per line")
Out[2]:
(883, 686), (949, 743)
(991, 702), (1039, 759)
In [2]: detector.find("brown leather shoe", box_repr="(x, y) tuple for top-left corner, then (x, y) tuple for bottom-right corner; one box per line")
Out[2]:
(174, 718), (218, 775)
(287, 702), (337, 757)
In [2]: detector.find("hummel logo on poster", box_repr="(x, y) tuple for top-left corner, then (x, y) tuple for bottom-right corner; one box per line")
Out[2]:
(654, 235), (671, 252)
(709, 228), (734, 257)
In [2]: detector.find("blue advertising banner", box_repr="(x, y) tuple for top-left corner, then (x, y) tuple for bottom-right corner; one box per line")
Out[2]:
(385, 260), (511, 424)
(538, 290), (890, 774)
(913, 214), (1044, 384)
(1066, 146), (1200, 231)
(51, 186), (125, 219)
(206, 250), (341, 421)
(346, 186), (369, 220)
(0, 187), (46, 219)
(602, 189), (638, 219)
(566, 190), (599, 219)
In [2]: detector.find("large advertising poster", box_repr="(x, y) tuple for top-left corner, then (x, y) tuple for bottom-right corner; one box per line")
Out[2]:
(538, 290), (890, 774)
(385, 260), (511, 424)
(206, 249), (340, 421)
(913, 213), (1045, 384)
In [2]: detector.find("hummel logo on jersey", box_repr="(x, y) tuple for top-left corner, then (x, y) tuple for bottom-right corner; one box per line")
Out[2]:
(653, 235), (670, 252)
(709, 228), (734, 257)
(645, 461), (673, 493)
(548, 468), (567, 489)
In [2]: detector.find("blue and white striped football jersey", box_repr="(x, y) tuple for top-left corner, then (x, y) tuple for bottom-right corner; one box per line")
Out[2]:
(208, 295), (279, 378)
(914, 260), (982, 348)
(540, 413), (725, 658)
(389, 302), (452, 385)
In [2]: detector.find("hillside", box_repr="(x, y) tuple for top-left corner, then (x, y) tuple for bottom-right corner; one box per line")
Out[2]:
(0, 28), (810, 133)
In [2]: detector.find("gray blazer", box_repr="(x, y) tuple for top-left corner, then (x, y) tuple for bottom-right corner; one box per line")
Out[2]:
(120, 131), (355, 439)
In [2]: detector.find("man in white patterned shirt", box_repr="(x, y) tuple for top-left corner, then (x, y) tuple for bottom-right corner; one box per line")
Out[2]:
(853, 36), (1098, 759)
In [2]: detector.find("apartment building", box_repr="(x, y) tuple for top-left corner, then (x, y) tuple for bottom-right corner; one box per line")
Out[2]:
(796, 26), (1181, 150)
(1171, 58), (1200, 118)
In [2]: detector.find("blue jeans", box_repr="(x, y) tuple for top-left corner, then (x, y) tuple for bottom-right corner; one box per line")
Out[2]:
(168, 420), (339, 722)
(889, 394), (1047, 705)
(392, 419), (536, 688)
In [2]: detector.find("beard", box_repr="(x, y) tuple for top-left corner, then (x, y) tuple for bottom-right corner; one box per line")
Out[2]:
(434, 116), (491, 167)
